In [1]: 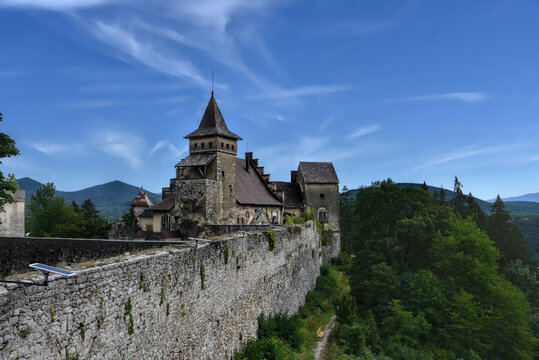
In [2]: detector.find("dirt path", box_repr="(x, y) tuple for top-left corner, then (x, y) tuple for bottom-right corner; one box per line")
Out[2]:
(314, 315), (336, 360)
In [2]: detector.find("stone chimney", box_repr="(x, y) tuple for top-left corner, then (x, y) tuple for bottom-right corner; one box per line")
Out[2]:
(245, 152), (253, 171)
(291, 170), (297, 183)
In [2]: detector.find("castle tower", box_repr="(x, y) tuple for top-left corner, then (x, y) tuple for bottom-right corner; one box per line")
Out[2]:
(173, 93), (242, 235)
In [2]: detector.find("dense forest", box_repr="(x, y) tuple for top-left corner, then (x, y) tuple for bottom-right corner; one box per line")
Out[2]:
(332, 178), (538, 359)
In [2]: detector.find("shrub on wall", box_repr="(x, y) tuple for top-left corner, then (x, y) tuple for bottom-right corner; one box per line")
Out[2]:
(224, 244), (229, 265)
(200, 262), (206, 289)
(266, 230), (276, 251)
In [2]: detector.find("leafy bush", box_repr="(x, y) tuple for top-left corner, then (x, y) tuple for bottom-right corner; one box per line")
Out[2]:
(266, 230), (276, 251)
(285, 215), (305, 225)
(234, 336), (296, 360)
(257, 312), (304, 350)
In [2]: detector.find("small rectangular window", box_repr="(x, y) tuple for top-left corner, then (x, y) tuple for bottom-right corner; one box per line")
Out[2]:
(231, 145), (234, 151)
(226, 144), (230, 149)
(201, 142), (205, 148)
(221, 142), (224, 148)
(222, 171), (225, 176)
(209, 142), (212, 148)
(194, 143), (198, 148)
(320, 193), (325, 199)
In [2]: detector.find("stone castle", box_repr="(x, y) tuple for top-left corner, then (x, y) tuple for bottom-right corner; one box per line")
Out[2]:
(131, 93), (340, 239)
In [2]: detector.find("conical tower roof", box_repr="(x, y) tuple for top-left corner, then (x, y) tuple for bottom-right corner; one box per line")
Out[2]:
(130, 188), (153, 207)
(184, 93), (242, 140)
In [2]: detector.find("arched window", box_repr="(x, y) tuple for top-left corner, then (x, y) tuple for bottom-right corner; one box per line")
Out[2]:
(318, 208), (328, 224)
(161, 215), (171, 231)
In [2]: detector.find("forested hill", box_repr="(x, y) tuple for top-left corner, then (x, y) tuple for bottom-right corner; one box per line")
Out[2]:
(343, 183), (539, 217)
(16, 177), (161, 219)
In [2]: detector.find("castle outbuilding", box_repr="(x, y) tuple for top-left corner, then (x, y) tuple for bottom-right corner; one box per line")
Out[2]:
(132, 93), (340, 239)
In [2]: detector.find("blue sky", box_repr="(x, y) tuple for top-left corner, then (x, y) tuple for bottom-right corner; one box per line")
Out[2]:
(1, 0), (539, 200)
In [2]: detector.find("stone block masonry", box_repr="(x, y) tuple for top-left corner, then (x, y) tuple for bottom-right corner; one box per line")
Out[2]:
(0, 223), (321, 359)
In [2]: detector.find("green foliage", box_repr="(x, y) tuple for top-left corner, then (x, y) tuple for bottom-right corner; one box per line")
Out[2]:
(257, 312), (304, 350)
(266, 230), (275, 251)
(0, 112), (20, 216)
(224, 244), (229, 265)
(303, 207), (315, 222)
(50, 305), (57, 322)
(234, 336), (296, 360)
(487, 195), (533, 268)
(285, 214), (305, 224)
(332, 252), (354, 273)
(17, 177), (161, 220)
(334, 179), (537, 360)
(200, 262), (205, 289)
(26, 183), (110, 238)
(125, 297), (134, 334)
(121, 207), (136, 229)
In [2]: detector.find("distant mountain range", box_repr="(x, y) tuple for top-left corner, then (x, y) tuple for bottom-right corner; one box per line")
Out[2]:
(343, 183), (539, 217)
(488, 192), (539, 203)
(16, 177), (161, 220)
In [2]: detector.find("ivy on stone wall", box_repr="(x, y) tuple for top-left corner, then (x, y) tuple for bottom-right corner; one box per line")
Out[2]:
(224, 244), (229, 265)
(266, 230), (276, 251)
(200, 262), (206, 289)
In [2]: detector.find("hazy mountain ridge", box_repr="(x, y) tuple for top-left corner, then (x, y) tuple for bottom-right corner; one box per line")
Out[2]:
(343, 183), (539, 217)
(16, 177), (161, 219)
(488, 192), (539, 203)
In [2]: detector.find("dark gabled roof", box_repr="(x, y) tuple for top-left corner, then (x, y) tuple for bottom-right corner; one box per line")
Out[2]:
(175, 153), (217, 167)
(145, 196), (175, 212)
(184, 94), (242, 140)
(236, 158), (283, 206)
(298, 162), (339, 184)
(130, 189), (153, 207)
(273, 181), (304, 209)
(138, 209), (153, 218)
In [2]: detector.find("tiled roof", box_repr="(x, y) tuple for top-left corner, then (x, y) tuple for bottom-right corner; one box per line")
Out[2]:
(236, 158), (283, 206)
(137, 209), (153, 218)
(175, 153), (217, 167)
(184, 94), (242, 140)
(273, 181), (304, 208)
(298, 162), (339, 184)
(130, 189), (153, 207)
(145, 196), (175, 212)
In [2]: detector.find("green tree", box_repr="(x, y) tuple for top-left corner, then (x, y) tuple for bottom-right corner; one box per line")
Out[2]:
(450, 176), (466, 217)
(0, 111), (20, 214)
(487, 195), (532, 268)
(25, 183), (79, 237)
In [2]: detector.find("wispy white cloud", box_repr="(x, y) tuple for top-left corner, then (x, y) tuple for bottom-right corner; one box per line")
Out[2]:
(87, 20), (208, 87)
(319, 117), (336, 130)
(149, 140), (186, 158)
(96, 130), (145, 168)
(30, 143), (69, 155)
(0, 0), (114, 9)
(248, 85), (355, 102)
(387, 92), (489, 103)
(414, 144), (519, 170)
(348, 125), (380, 139)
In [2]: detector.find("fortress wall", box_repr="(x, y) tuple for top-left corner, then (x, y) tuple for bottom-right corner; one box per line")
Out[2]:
(0, 237), (184, 278)
(0, 223), (321, 360)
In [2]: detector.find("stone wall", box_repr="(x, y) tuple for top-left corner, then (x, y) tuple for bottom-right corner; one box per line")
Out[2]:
(0, 223), (321, 360)
(0, 237), (183, 278)
(0, 190), (25, 238)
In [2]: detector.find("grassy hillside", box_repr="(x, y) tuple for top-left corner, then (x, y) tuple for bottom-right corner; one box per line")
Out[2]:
(16, 177), (161, 220)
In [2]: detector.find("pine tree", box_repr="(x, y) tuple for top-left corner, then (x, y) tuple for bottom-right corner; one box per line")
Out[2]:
(487, 195), (532, 268)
